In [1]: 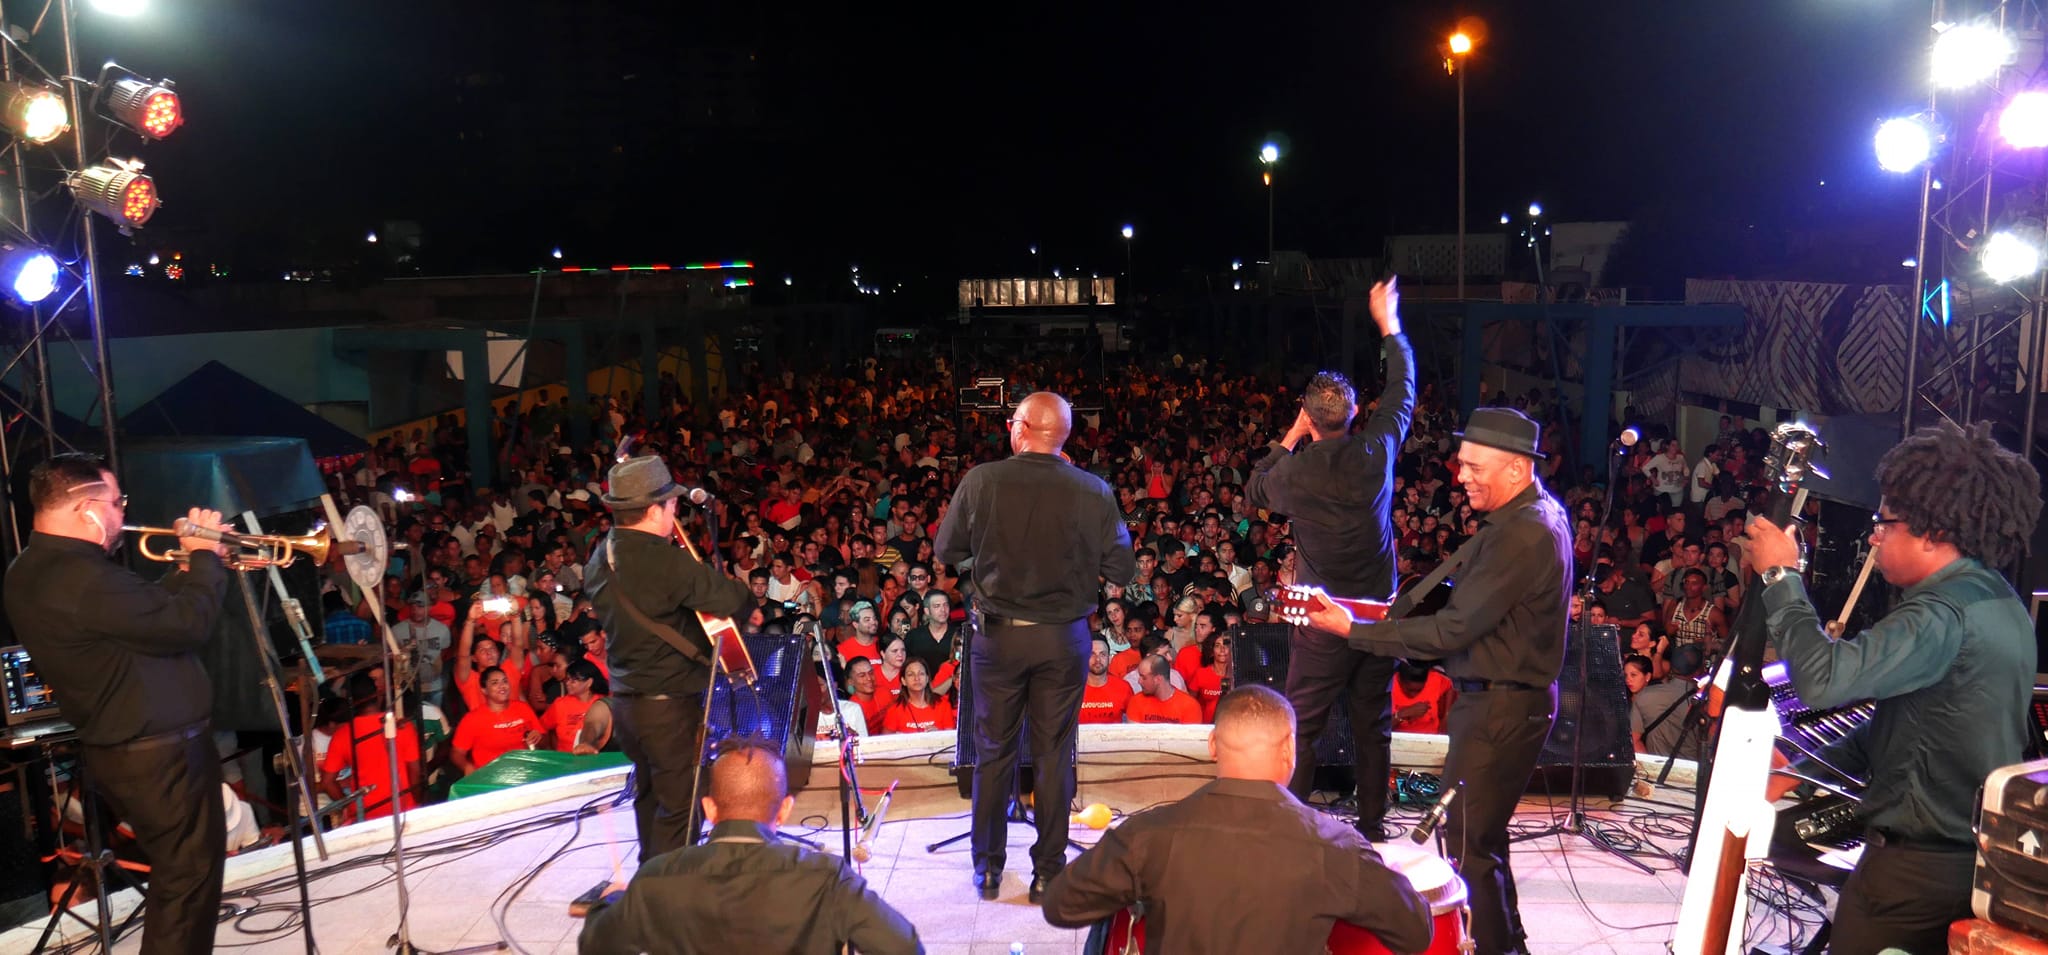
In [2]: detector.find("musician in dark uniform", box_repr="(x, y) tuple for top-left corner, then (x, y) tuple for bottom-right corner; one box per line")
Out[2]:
(935, 391), (1135, 903)
(1042, 686), (1433, 953)
(1243, 277), (1412, 836)
(1305, 407), (1570, 955)
(584, 455), (752, 861)
(5, 452), (231, 955)
(1751, 421), (2040, 955)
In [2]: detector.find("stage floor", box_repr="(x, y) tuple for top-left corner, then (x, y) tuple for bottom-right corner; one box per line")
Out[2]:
(2, 728), (1828, 955)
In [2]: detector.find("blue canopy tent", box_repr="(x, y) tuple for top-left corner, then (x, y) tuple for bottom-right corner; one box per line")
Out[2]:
(120, 360), (368, 460)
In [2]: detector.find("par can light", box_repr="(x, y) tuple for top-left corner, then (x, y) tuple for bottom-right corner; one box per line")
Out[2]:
(0, 242), (58, 304)
(68, 161), (158, 229)
(0, 82), (67, 145)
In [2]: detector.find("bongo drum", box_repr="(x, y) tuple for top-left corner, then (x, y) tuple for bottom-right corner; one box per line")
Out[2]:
(1328, 840), (1471, 954)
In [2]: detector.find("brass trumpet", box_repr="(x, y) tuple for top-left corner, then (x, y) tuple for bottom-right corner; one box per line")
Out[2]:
(122, 524), (338, 570)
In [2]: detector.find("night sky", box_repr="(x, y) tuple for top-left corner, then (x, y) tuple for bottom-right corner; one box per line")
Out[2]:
(84, 0), (1938, 289)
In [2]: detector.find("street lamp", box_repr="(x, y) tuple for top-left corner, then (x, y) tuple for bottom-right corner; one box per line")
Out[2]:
(1445, 29), (1476, 299)
(1260, 142), (1280, 265)
(1526, 202), (1547, 285)
(1121, 224), (1134, 299)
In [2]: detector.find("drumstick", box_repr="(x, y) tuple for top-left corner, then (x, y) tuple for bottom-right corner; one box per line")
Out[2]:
(1832, 544), (1878, 635)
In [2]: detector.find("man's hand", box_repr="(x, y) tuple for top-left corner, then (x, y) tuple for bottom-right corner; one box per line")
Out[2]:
(1744, 516), (1802, 573)
(176, 508), (229, 558)
(1369, 276), (1402, 338)
(1281, 409), (1314, 449)
(1302, 595), (1354, 637)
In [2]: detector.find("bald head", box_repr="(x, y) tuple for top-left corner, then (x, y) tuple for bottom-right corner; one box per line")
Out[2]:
(1208, 686), (1297, 786)
(703, 737), (794, 829)
(1009, 391), (1073, 454)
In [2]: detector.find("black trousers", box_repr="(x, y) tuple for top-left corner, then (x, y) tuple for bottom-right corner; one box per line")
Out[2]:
(1441, 685), (1555, 955)
(1831, 841), (1975, 955)
(84, 723), (225, 955)
(969, 617), (1087, 879)
(610, 692), (706, 863)
(1283, 627), (1399, 830)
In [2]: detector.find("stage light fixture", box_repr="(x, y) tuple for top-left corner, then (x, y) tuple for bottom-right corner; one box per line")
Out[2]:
(96, 69), (181, 141)
(89, 0), (147, 15)
(1874, 116), (1935, 172)
(68, 160), (158, 229)
(1932, 22), (2012, 89)
(1981, 228), (2044, 284)
(0, 241), (58, 304)
(2001, 91), (2048, 149)
(1, 82), (68, 145)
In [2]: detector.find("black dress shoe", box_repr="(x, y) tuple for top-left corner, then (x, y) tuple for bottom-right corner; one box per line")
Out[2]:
(974, 870), (1002, 901)
(1029, 874), (1054, 904)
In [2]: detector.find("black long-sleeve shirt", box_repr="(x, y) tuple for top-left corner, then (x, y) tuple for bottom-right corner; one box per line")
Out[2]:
(934, 451), (1134, 623)
(583, 527), (751, 696)
(4, 532), (227, 745)
(1244, 333), (1414, 598)
(579, 819), (923, 955)
(1041, 777), (1434, 954)
(1348, 481), (1571, 686)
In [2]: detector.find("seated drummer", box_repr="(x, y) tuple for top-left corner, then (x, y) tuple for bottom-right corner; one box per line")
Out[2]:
(1040, 685), (1433, 953)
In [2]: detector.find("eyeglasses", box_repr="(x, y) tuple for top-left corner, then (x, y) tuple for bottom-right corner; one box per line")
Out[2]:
(1870, 514), (1906, 535)
(84, 494), (128, 509)
(909, 573), (930, 581)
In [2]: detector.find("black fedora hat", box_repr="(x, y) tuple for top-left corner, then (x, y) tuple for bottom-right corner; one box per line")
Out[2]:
(1455, 407), (1546, 459)
(602, 455), (687, 509)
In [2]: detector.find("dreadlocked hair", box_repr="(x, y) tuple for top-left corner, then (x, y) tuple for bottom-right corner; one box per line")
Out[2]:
(1876, 420), (2042, 568)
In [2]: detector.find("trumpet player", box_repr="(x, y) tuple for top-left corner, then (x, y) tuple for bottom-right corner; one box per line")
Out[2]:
(5, 452), (234, 955)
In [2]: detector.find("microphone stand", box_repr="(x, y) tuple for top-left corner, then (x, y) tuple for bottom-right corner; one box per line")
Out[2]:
(809, 625), (869, 862)
(1512, 439), (1653, 874)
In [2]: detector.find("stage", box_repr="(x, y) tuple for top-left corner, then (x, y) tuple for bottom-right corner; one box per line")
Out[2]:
(1, 727), (1832, 955)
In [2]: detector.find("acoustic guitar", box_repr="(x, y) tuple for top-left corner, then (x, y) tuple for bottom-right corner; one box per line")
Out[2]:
(671, 516), (758, 688)
(1273, 575), (1454, 668)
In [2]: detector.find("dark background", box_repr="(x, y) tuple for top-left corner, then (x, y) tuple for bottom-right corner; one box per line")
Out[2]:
(74, 0), (1938, 290)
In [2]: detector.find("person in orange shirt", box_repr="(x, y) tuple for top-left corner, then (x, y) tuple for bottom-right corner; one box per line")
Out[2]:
(1079, 637), (1134, 724)
(1124, 656), (1202, 725)
(1390, 663), (1456, 735)
(540, 660), (608, 751)
(1184, 630), (1234, 723)
(836, 601), (884, 668)
(872, 635), (908, 708)
(843, 658), (890, 731)
(320, 673), (422, 821)
(880, 660), (956, 734)
(455, 602), (527, 712)
(1108, 615), (1148, 681)
(451, 667), (545, 773)
(1173, 608), (1226, 687)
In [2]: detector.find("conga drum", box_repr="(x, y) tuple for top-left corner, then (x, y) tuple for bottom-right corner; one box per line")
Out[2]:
(1328, 841), (1471, 954)
(1085, 842), (1470, 954)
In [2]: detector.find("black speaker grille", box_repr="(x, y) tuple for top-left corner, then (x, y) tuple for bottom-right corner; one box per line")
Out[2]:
(1232, 623), (1354, 767)
(1542, 623), (1633, 769)
(707, 634), (817, 792)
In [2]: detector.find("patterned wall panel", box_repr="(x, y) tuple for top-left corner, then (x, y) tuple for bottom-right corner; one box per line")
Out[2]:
(1682, 279), (1846, 411)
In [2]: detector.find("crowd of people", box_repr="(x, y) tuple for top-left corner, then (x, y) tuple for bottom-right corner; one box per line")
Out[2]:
(304, 347), (1799, 795)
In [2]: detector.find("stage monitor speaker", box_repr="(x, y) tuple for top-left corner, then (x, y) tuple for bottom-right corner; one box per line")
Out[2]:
(1534, 622), (1633, 798)
(706, 633), (818, 794)
(1232, 623), (1355, 774)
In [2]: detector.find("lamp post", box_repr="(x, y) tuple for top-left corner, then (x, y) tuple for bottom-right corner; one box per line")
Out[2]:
(1120, 225), (1134, 300)
(1446, 31), (1475, 299)
(1029, 243), (1039, 276)
(1261, 142), (1280, 266)
(1526, 202), (1547, 287)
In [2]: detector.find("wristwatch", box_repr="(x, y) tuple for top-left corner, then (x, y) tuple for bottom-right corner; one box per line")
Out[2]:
(1760, 566), (1798, 589)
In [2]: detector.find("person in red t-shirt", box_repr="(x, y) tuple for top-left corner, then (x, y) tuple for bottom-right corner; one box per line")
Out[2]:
(455, 602), (527, 712)
(872, 635), (908, 708)
(452, 667), (545, 773)
(320, 673), (422, 821)
(843, 658), (889, 731)
(880, 660), (956, 734)
(1184, 630), (1235, 723)
(836, 601), (884, 668)
(1390, 663), (1456, 735)
(1079, 637), (1134, 724)
(1108, 617), (1148, 680)
(1124, 656), (1203, 725)
(540, 660), (608, 751)
(1173, 608), (1227, 687)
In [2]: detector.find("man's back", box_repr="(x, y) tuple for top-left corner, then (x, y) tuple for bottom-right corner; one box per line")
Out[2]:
(1041, 778), (1432, 954)
(578, 820), (921, 955)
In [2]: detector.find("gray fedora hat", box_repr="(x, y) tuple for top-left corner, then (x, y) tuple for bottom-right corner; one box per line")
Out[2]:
(1455, 407), (1547, 459)
(602, 455), (687, 509)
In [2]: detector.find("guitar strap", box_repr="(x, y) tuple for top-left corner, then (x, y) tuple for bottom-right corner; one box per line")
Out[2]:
(594, 531), (715, 669)
(1388, 532), (1480, 618)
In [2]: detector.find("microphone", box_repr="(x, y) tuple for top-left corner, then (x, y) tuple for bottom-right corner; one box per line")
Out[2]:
(1408, 779), (1462, 844)
(174, 519), (365, 555)
(851, 782), (896, 863)
(1611, 427), (1640, 453)
(680, 485), (713, 506)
